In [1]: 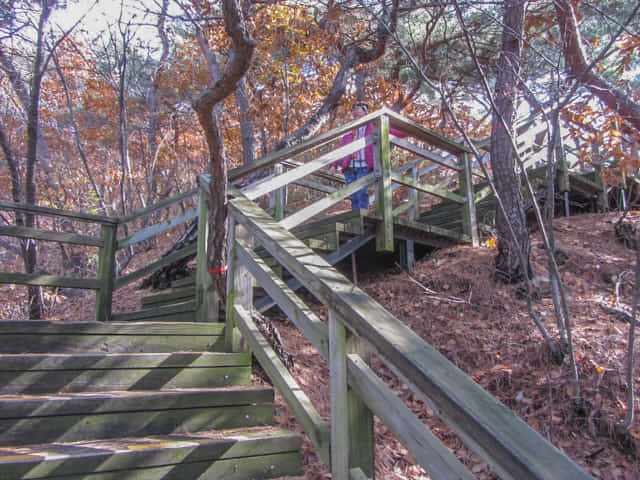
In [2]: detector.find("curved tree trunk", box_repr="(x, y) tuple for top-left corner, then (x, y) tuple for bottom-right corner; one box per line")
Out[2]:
(192, 0), (255, 305)
(491, 0), (531, 283)
(554, 0), (640, 133)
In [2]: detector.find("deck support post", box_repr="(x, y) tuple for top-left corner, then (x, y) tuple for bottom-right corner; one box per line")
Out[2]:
(375, 114), (393, 252)
(95, 224), (116, 322)
(329, 310), (375, 479)
(459, 152), (479, 246)
(225, 217), (253, 351)
(405, 166), (418, 269)
(594, 162), (608, 212)
(196, 186), (219, 322)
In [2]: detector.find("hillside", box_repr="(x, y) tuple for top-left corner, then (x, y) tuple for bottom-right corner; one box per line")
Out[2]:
(265, 212), (639, 479)
(1, 211), (638, 479)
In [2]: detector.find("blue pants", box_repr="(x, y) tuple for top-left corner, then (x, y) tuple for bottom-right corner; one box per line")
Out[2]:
(344, 167), (371, 210)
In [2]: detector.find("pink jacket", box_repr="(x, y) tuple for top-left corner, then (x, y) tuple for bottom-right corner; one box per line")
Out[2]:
(332, 123), (406, 171)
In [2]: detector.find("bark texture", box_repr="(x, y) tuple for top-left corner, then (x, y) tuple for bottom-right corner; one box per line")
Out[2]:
(554, 0), (640, 133)
(491, 0), (531, 283)
(192, 0), (255, 303)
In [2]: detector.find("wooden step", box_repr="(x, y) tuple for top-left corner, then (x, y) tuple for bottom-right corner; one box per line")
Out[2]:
(0, 427), (301, 480)
(0, 351), (251, 394)
(0, 321), (224, 354)
(141, 287), (195, 308)
(0, 387), (274, 446)
(170, 277), (195, 289)
(111, 301), (196, 322)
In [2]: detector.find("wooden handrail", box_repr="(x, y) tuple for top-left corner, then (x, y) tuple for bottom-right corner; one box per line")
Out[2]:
(228, 192), (592, 480)
(0, 200), (117, 225)
(118, 187), (199, 224)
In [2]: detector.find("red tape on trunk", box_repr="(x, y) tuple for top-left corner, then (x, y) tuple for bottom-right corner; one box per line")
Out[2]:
(208, 265), (228, 274)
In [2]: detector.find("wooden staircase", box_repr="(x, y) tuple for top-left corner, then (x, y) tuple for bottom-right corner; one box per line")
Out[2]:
(0, 319), (302, 479)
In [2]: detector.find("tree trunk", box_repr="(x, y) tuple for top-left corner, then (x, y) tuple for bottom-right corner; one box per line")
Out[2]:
(554, 0), (640, 133)
(236, 76), (255, 165)
(491, 0), (530, 283)
(192, 0), (255, 305)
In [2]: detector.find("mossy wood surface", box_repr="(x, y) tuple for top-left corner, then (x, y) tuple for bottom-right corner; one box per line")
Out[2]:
(0, 428), (300, 480)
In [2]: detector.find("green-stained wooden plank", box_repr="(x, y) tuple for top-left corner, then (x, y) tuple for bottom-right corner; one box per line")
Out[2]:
(111, 300), (196, 322)
(349, 468), (371, 480)
(376, 115), (394, 252)
(227, 108), (389, 182)
(141, 287), (195, 307)
(225, 219), (252, 352)
(347, 354), (474, 480)
(234, 305), (330, 466)
(384, 108), (471, 154)
(244, 135), (375, 201)
(0, 387), (273, 419)
(117, 208), (198, 250)
(0, 404), (274, 446)
(346, 335), (374, 477)
(115, 243), (197, 289)
(95, 224), (116, 322)
(304, 231), (338, 251)
(0, 272), (100, 290)
(0, 334), (224, 354)
(235, 239), (329, 357)
(459, 152), (479, 246)
(393, 216), (469, 242)
(391, 172), (465, 204)
(0, 200), (117, 225)
(171, 276), (196, 288)
(250, 227), (375, 314)
(390, 136), (462, 171)
(291, 210), (364, 236)
(0, 365), (250, 394)
(0, 428), (300, 480)
(282, 159), (345, 184)
(271, 163), (285, 220)
(228, 194), (593, 480)
(392, 199), (413, 217)
(111, 311), (194, 323)
(279, 172), (376, 231)
(329, 309), (349, 479)
(0, 321), (224, 336)
(118, 187), (199, 224)
(0, 351), (250, 370)
(0, 225), (103, 247)
(40, 452), (301, 480)
(195, 188), (218, 322)
(292, 178), (338, 194)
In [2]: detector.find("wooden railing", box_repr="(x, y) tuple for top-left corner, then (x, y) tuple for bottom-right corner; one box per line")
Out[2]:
(228, 108), (482, 249)
(211, 109), (593, 479)
(0, 109), (596, 479)
(0, 188), (199, 322)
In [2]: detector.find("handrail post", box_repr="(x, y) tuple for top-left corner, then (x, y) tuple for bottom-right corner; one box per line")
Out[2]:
(375, 113), (393, 252)
(594, 161), (608, 212)
(401, 165), (419, 269)
(225, 216), (252, 352)
(95, 224), (116, 322)
(459, 152), (479, 246)
(329, 309), (375, 479)
(195, 186), (218, 322)
(270, 163), (285, 221)
(329, 309), (349, 479)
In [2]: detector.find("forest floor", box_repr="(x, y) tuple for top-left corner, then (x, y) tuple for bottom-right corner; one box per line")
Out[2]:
(262, 211), (640, 480)
(1, 211), (638, 479)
